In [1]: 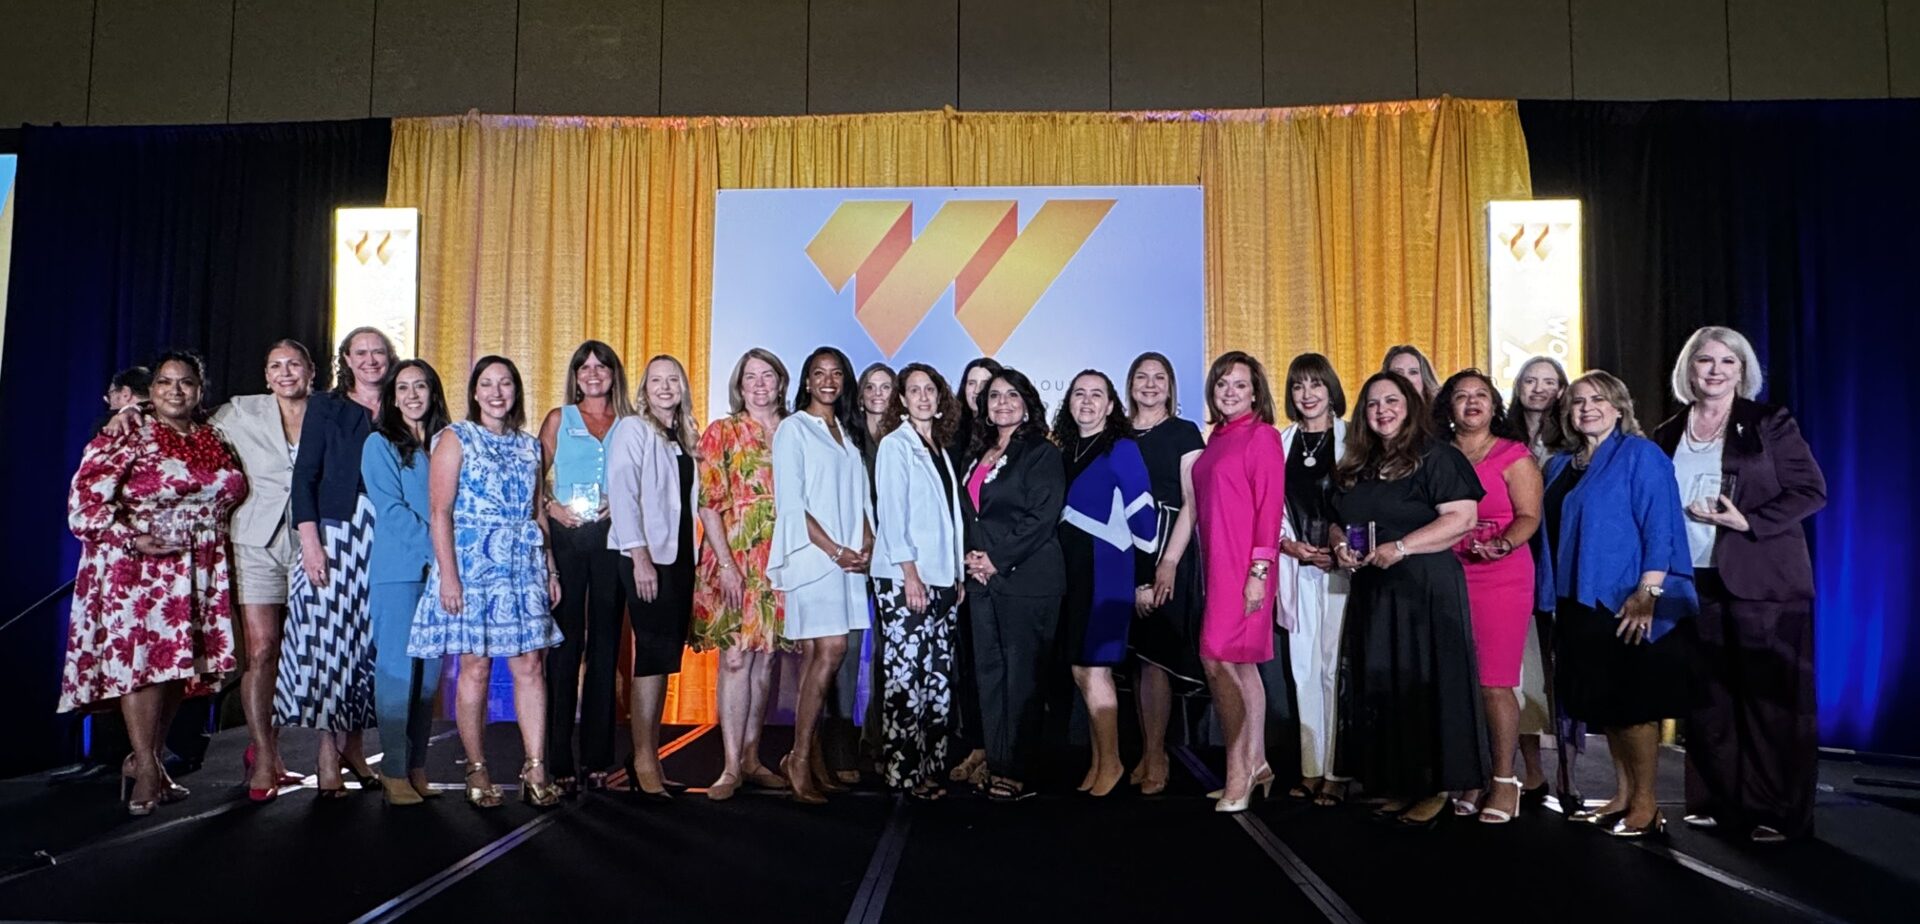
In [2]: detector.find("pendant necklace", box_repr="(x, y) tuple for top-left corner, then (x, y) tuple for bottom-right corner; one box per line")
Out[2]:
(1300, 429), (1329, 467)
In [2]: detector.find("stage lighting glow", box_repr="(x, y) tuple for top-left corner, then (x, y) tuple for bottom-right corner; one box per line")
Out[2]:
(332, 207), (419, 359)
(0, 155), (17, 376)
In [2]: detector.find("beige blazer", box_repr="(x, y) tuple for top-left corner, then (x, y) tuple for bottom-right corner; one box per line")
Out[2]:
(212, 394), (298, 548)
(606, 416), (701, 565)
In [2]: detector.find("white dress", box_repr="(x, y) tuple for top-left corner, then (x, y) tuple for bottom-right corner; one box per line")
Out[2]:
(767, 412), (873, 640)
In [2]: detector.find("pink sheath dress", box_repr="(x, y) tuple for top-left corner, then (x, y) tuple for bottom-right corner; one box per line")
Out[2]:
(1457, 438), (1536, 687)
(1191, 413), (1286, 664)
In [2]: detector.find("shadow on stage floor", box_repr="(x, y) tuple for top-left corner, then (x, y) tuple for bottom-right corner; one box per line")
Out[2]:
(1, 723), (1917, 923)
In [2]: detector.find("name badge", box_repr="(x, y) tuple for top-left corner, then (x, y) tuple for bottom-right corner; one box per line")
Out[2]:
(566, 427), (591, 438)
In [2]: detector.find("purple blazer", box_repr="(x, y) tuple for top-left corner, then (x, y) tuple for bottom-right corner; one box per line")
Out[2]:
(1653, 398), (1826, 602)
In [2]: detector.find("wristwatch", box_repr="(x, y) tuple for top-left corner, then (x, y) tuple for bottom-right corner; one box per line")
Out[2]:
(1248, 561), (1270, 580)
(1394, 540), (1407, 556)
(1640, 583), (1665, 598)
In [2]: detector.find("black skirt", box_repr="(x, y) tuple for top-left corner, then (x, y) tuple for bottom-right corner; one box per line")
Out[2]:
(1554, 597), (1692, 727)
(1128, 502), (1204, 683)
(1333, 552), (1489, 796)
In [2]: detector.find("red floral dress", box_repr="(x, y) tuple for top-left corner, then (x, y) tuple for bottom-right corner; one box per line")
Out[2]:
(60, 419), (247, 711)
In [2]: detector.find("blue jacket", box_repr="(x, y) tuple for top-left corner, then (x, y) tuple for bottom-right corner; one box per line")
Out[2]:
(1536, 430), (1698, 633)
(362, 433), (434, 586)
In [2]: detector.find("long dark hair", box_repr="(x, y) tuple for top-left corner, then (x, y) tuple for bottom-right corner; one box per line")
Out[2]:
(1433, 369), (1521, 441)
(794, 346), (862, 447)
(466, 355), (528, 431)
(1050, 369), (1130, 460)
(377, 359), (451, 467)
(880, 363), (960, 448)
(953, 357), (1005, 446)
(564, 340), (635, 417)
(1336, 372), (1433, 489)
(1124, 351), (1181, 419)
(968, 367), (1048, 462)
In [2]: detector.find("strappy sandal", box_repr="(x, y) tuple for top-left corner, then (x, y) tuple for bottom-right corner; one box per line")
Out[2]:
(909, 782), (947, 801)
(1478, 776), (1523, 824)
(1288, 778), (1321, 800)
(987, 777), (1034, 802)
(1312, 780), (1349, 807)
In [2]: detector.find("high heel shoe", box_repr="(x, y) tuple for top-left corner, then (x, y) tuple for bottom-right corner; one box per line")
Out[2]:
(1478, 776), (1522, 824)
(120, 759), (158, 817)
(340, 756), (380, 790)
(464, 762), (504, 809)
(1208, 763), (1273, 801)
(381, 776), (425, 807)
(1605, 810), (1667, 838)
(520, 758), (562, 808)
(626, 759), (673, 800)
(1569, 803), (1626, 826)
(242, 745), (277, 803)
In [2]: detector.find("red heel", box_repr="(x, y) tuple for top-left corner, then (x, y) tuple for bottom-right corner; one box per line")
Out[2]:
(243, 744), (280, 803)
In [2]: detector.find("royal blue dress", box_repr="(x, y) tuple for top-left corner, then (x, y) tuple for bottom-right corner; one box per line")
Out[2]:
(1058, 434), (1158, 667)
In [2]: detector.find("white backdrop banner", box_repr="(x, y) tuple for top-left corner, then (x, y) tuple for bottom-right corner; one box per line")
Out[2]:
(710, 185), (1204, 417)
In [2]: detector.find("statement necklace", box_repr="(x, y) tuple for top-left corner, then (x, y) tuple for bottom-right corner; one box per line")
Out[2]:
(1299, 429), (1329, 467)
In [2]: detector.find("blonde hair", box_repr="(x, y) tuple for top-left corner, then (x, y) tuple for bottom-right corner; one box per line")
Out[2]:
(1561, 370), (1645, 440)
(638, 354), (701, 452)
(1671, 326), (1765, 404)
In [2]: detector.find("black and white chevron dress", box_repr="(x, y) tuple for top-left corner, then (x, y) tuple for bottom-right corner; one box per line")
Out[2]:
(275, 492), (377, 731)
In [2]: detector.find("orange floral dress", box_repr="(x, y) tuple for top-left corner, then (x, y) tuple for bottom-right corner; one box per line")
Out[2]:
(691, 414), (791, 652)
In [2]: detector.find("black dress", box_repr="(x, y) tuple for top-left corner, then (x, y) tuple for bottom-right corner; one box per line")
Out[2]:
(1332, 445), (1489, 796)
(1127, 417), (1207, 683)
(625, 446), (696, 677)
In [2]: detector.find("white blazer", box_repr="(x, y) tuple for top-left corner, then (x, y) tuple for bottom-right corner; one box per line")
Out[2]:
(606, 416), (700, 565)
(871, 424), (966, 587)
(1274, 417), (1348, 631)
(766, 411), (872, 592)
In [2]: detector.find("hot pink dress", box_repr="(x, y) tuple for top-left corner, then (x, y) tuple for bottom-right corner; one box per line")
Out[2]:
(1456, 438), (1536, 687)
(1191, 413), (1285, 664)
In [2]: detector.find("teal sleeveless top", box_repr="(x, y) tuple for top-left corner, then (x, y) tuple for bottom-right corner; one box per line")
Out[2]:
(552, 404), (610, 499)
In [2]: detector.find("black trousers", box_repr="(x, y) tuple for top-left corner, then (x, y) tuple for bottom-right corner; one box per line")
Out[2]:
(1684, 569), (1818, 838)
(968, 588), (1060, 782)
(544, 519), (630, 778)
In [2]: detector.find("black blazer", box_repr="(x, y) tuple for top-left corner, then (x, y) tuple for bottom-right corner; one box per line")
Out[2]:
(1653, 398), (1826, 601)
(292, 390), (375, 526)
(961, 433), (1066, 597)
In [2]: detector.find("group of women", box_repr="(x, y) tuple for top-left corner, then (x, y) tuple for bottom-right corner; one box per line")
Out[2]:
(57, 326), (1827, 845)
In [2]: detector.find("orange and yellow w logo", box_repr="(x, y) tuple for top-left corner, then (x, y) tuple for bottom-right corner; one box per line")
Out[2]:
(806, 199), (1115, 357)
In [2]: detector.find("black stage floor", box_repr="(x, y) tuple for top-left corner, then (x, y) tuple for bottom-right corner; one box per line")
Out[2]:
(2, 723), (1917, 923)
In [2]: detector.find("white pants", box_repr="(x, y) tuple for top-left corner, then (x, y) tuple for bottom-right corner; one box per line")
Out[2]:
(1286, 565), (1349, 779)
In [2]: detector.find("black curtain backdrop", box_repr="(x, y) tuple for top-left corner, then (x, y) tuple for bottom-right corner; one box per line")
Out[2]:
(1520, 100), (1920, 756)
(0, 120), (390, 775)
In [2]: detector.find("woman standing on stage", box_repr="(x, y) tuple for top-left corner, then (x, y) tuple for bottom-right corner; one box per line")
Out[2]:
(1507, 355), (1574, 809)
(1331, 372), (1487, 827)
(1191, 352), (1286, 813)
(871, 363), (966, 798)
(693, 349), (793, 800)
(769, 347), (873, 804)
(1055, 370), (1157, 798)
(1381, 345), (1440, 400)
(207, 340), (314, 798)
(1275, 353), (1349, 806)
(62, 351), (245, 815)
(824, 361), (896, 782)
(362, 359), (451, 806)
(1654, 328), (1825, 843)
(608, 355), (701, 798)
(282, 327), (391, 795)
(538, 341), (634, 793)
(1125, 352), (1205, 796)
(962, 368), (1064, 801)
(946, 357), (1003, 788)
(1538, 371), (1696, 837)
(409, 356), (565, 809)
(1437, 370), (1542, 823)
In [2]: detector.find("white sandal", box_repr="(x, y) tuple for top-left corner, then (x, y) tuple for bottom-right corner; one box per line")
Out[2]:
(1478, 776), (1523, 824)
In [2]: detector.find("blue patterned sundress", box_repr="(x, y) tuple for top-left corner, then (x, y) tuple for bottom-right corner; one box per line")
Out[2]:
(409, 422), (563, 657)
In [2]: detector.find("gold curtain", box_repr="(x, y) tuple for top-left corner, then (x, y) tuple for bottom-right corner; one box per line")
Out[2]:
(386, 99), (1533, 723)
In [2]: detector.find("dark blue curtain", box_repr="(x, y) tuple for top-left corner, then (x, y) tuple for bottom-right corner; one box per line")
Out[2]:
(0, 120), (390, 776)
(1520, 100), (1920, 756)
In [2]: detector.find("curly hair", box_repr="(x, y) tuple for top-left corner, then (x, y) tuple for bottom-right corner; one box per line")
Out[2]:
(1433, 368), (1522, 441)
(879, 363), (960, 448)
